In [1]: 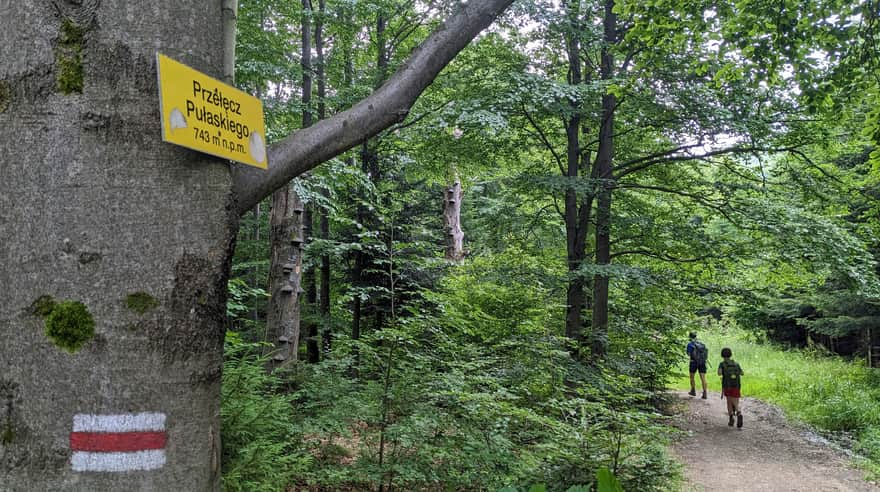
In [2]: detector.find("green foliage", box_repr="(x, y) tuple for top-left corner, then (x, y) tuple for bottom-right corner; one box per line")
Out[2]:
(226, 278), (268, 320)
(225, 0), (880, 490)
(221, 333), (311, 491)
(596, 467), (624, 492)
(44, 300), (94, 353)
(222, 254), (681, 489)
(125, 292), (159, 314)
(266, 259), (680, 490)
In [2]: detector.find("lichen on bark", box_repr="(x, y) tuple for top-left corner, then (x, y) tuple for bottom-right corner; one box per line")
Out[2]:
(0, 80), (9, 113)
(29, 295), (56, 317)
(55, 18), (85, 94)
(125, 292), (159, 314)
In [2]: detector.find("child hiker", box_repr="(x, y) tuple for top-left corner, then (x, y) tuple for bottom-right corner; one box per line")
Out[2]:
(717, 347), (744, 428)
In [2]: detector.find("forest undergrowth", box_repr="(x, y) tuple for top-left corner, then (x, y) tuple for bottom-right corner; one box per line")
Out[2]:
(221, 257), (690, 492)
(221, 328), (683, 491)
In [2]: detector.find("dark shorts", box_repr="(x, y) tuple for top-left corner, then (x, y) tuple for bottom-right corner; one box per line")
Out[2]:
(723, 387), (741, 398)
(689, 361), (707, 374)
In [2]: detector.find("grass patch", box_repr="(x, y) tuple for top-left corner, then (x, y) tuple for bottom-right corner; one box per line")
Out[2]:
(669, 327), (880, 479)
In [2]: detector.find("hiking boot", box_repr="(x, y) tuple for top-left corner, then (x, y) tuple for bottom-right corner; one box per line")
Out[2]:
(736, 412), (743, 428)
(688, 389), (696, 396)
(701, 391), (707, 399)
(728, 414), (735, 427)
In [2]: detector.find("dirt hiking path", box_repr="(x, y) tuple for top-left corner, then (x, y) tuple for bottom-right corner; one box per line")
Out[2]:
(668, 390), (879, 492)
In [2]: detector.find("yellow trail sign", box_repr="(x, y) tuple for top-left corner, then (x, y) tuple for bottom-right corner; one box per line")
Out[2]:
(157, 53), (268, 169)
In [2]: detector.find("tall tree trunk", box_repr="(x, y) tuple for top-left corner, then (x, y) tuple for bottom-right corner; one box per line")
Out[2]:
(316, 0), (333, 354)
(591, 0), (618, 359)
(299, 0), (314, 130)
(443, 179), (465, 261)
(562, 0), (594, 349)
(221, 0), (237, 84)
(267, 190), (305, 365)
(0, 3), (231, 489)
(304, 0), (328, 363)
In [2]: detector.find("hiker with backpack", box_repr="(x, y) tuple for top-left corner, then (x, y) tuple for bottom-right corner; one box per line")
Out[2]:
(718, 347), (744, 428)
(686, 332), (708, 399)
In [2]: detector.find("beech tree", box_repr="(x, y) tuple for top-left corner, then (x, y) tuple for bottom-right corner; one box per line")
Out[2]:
(0, 0), (513, 489)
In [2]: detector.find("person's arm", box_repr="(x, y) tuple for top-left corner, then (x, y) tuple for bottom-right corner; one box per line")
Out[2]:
(717, 362), (723, 376)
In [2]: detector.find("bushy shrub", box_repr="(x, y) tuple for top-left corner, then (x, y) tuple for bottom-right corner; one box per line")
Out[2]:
(221, 333), (311, 491)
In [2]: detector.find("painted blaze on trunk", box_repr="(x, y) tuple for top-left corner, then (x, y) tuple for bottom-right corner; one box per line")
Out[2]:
(0, 1), (232, 490)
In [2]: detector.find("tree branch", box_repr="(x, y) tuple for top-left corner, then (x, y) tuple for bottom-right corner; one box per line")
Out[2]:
(610, 249), (718, 263)
(615, 144), (805, 179)
(617, 182), (751, 229)
(386, 100), (453, 133)
(232, 0), (515, 215)
(521, 102), (565, 174)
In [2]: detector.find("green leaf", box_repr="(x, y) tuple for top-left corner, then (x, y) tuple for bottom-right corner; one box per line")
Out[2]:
(597, 467), (624, 492)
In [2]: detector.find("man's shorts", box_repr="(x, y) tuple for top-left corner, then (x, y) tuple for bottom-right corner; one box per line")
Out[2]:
(723, 387), (741, 398)
(689, 360), (707, 374)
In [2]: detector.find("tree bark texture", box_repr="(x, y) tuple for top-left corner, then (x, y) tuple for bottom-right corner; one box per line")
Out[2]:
(221, 0), (238, 84)
(0, 2), (231, 489)
(267, 187), (304, 365)
(443, 180), (465, 262)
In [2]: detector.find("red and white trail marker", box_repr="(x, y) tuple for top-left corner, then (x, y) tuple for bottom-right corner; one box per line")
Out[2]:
(69, 412), (167, 472)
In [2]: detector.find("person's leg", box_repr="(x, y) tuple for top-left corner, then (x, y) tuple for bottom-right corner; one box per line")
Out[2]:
(699, 370), (708, 398)
(689, 364), (697, 396)
(732, 396), (743, 427)
(726, 393), (735, 426)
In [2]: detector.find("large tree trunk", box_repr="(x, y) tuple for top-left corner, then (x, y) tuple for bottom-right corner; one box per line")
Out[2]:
(0, 2), (231, 489)
(267, 188), (305, 365)
(562, 0), (594, 349)
(316, 0), (333, 354)
(0, 0), (513, 488)
(304, 0), (327, 364)
(591, 0), (618, 359)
